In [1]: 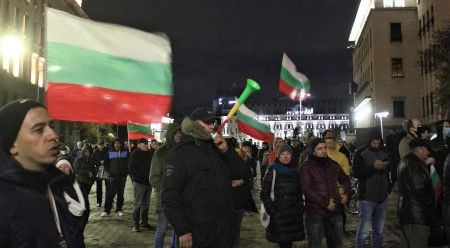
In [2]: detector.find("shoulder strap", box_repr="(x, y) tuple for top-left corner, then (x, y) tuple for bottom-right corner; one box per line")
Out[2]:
(270, 170), (276, 201)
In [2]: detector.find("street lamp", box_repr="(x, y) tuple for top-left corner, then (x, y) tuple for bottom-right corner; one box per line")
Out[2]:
(375, 112), (389, 139)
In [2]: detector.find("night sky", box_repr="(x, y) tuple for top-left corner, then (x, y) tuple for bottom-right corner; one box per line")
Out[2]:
(82, 0), (360, 114)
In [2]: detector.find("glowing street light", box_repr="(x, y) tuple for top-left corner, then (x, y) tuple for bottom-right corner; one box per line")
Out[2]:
(1, 36), (24, 56)
(375, 112), (389, 139)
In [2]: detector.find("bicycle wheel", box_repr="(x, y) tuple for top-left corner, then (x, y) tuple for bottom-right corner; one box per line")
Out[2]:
(344, 193), (358, 215)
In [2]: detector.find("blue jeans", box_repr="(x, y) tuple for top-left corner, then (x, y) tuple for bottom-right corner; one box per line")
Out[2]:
(154, 212), (169, 248)
(104, 177), (126, 214)
(305, 212), (343, 248)
(356, 199), (388, 248)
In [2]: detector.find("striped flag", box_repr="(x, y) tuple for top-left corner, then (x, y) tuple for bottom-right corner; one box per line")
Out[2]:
(45, 7), (173, 125)
(236, 102), (274, 143)
(430, 164), (443, 204)
(127, 122), (153, 140)
(279, 53), (310, 101)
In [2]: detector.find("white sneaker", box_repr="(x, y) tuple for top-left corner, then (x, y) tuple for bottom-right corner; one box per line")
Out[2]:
(100, 212), (109, 217)
(117, 211), (124, 216)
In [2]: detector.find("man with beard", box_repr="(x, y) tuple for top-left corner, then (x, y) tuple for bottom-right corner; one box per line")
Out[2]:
(161, 108), (245, 248)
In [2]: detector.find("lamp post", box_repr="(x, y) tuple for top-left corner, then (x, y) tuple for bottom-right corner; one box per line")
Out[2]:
(375, 112), (389, 139)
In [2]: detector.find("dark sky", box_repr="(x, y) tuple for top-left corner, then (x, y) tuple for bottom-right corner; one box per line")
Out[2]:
(82, 0), (359, 114)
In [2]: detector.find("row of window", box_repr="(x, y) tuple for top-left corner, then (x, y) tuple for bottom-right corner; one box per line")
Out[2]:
(418, 5), (435, 39)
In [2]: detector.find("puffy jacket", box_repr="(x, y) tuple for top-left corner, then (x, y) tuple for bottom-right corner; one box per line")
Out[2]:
(260, 160), (305, 244)
(0, 149), (75, 247)
(353, 147), (390, 202)
(397, 153), (436, 226)
(74, 146), (96, 185)
(299, 154), (351, 217)
(104, 147), (129, 177)
(161, 117), (246, 239)
(128, 148), (153, 185)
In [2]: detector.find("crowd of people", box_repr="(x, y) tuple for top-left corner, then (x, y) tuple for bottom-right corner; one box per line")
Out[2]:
(2, 98), (450, 247)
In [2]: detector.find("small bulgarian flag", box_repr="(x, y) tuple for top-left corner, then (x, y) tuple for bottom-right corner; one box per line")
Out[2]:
(127, 122), (153, 140)
(236, 102), (274, 143)
(45, 7), (172, 125)
(279, 53), (311, 101)
(430, 164), (443, 205)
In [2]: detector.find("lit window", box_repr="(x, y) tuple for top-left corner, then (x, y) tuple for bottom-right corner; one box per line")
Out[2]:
(392, 58), (403, 77)
(384, 0), (393, 7)
(38, 57), (45, 88)
(394, 0), (405, 7)
(31, 53), (38, 84)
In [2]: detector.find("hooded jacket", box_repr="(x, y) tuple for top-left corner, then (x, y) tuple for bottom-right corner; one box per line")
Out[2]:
(74, 146), (96, 185)
(0, 149), (75, 247)
(150, 122), (181, 213)
(161, 117), (246, 242)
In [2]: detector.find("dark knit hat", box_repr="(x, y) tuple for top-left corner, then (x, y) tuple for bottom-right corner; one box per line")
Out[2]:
(309, 138), (325, 151)
(276, 144), (292, 158)
(0, 99), (45, 153)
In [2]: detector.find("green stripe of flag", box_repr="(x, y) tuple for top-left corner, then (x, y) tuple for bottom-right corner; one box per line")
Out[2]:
(47, 42), (172, 95)
(280, 67), (310, 91)
(128, 124), (152, 135)
(236, 105), (271, 133)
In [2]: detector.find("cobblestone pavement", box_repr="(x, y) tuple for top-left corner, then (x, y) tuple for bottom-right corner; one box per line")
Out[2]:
(84, 173), (410, 248)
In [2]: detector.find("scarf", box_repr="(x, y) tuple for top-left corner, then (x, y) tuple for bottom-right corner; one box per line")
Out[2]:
(268, 163), (298, 177)
(63, 181), (86, 216)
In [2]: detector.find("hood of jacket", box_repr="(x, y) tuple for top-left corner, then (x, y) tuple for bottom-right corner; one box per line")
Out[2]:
(165, 122), (181, 147)
(181, 116), (211, 141)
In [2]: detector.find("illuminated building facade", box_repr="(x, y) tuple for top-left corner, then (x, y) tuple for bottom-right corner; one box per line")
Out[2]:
(349, 0), (450, 135)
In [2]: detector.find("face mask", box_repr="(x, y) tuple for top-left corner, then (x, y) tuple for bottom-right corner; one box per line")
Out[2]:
(444, 128), (450, 137)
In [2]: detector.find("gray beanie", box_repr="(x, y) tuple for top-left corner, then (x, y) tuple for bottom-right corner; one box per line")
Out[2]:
(0, 99), (45, 153)
(276, 144), (292, 158)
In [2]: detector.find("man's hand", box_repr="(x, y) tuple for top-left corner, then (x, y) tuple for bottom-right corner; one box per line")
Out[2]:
(425, 157), (435, 166)
(327, 199), (336, 211)
(340, 194), (348, 204)
(373, 159), (388, 170)
(213, 133), (228, 152)
(179, 232), (193, 248)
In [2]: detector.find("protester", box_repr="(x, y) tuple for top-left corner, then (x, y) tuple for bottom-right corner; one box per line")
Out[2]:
(397, 138), (436, 247)
(161, 107), (246, 247)
(0, 99), (74, 247)
(261, 144), (305, 247)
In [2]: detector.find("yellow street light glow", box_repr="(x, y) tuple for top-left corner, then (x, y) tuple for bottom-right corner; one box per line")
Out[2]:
(2, 36), (24, 56)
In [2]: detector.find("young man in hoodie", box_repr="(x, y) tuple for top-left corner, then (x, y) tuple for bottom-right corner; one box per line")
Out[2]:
(0, 99), (74, 247)
(161, 107), (246, 248)
(128, 138), (154, 232)
(150, 122), (181, 248)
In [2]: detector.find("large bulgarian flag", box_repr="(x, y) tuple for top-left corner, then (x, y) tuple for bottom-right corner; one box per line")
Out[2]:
(279, 53), (310, 101)
(236, 102), (274, 143)
(127, 122), (153, 140)
(45, 7), (172, 125)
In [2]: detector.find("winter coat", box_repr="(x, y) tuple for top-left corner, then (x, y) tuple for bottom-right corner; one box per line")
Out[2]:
(397, 153), (436, 226)
(104, 147), (129, 177)
(299, 154), (351, 217)
(150, 122), (181, 213)
(353, 147), (390, 202)
(260, 160), (305, 244)
(74, 146), (96, 185)
(231, 154), (255, 210)
(161, 117), (246, 241)
(0, 150), (75, 248)
(128, 148), (153, 185)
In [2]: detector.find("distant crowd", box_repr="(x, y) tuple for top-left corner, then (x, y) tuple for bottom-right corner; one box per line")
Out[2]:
(1, 99), (450, 248)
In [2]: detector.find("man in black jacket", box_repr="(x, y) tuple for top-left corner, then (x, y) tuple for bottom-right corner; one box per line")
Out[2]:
(397, 138), (436, 247)
(128, 138), (154, 232)
(161, 107), (246, 248)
